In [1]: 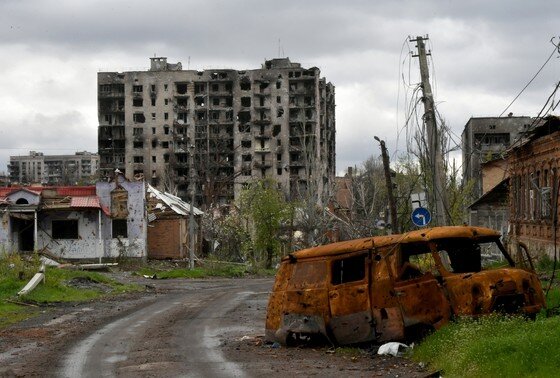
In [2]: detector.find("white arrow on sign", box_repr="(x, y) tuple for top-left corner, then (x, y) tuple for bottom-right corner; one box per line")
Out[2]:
(414, 213), (426, 226)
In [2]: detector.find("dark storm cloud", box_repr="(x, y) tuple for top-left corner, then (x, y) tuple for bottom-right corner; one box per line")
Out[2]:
(1, 0), (559, 173)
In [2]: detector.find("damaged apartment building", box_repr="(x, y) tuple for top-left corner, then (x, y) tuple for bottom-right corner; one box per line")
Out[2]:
(97, 57), (336, 208)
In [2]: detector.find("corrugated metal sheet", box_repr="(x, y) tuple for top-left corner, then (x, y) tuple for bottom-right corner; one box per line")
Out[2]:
(70, 196), (101, 208)
(146, 184), (203, 216)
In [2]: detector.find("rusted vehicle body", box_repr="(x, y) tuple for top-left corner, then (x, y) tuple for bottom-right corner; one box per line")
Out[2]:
(265, 226), (546, 345)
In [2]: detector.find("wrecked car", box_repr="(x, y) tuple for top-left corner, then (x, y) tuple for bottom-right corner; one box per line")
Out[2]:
(265, 226), (546, 345)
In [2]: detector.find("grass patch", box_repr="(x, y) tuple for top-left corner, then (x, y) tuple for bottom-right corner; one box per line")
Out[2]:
(133, 260), (277, 279)
(0, 253), (140, 329)
(414, 314), (560, 377)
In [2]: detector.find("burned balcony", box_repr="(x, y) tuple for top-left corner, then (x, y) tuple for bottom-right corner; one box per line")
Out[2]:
(253, 159), (273, 169)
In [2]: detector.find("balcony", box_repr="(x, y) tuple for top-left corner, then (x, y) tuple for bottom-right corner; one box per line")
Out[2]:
(253, 160), (273, 169)
(254, 147), (271, 154)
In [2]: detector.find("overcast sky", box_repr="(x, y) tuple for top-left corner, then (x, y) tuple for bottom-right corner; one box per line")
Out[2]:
(1, 0), (559, 175)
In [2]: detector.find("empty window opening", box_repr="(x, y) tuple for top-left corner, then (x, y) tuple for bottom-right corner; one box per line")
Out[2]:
(151, 113), (156, 120)
(276, 81), (282, 89)
(133, 85), (143, 93)
(133, 98), (143, 107)
(241, 140), (252, 148)
(133, 141), (143, 148)
(164, 126), (170, 135)
(177, 98), (188, 107)
(242, 154), (252, 162)
(213, 97), (220, 106)
(152, 127), (156, 134)
(226, 97), (233, 106)
(212, 84), (219, 92)
(225, 110), (233, 121)
(260, 97), (265, 106)
(277, 96), (281, 104)
(152, 156), (157, 163)
(241, 97), (251, 107)
(151, 84), (156, 92)
(277, 108), (284, 118)
(152, 140), (157, 148)
(133, 128), (143, 136)
(240, 80), (251, 90)
(194, 83), (205, 94)
(134, 156), (144, 163)
(176, 83), (188, 94)
(277, 153), (282, 161)
(197, 111), (206, 120)
(133, 113), (146, 123)
(331, 254), (366, 285)
(164, 113), (169, 120)
(164, 84), (168, 91)
(277, 168), (282, 175)
(151, 98), (156, 106)
(273, 125), (281, 136)
(195, 97), (205, 106)
(165, 99), (169, 105)
(52, 220), (79, 239)
(237, 111), (251, 123)
(112, 219), (128, 238)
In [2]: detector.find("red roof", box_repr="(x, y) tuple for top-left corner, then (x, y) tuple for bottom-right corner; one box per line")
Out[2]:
(70, 196), (101, 208)
(0, 185), (96, 197)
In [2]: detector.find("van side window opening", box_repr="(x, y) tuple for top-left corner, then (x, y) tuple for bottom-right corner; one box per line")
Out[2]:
(437, 240), (482, 273)
(331, 254), (366, 285)
(399, 243), (437, 280)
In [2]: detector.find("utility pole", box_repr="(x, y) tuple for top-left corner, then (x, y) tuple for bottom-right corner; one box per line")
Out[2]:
(411, 35), (449, 226)
(375, 136), (399, 233)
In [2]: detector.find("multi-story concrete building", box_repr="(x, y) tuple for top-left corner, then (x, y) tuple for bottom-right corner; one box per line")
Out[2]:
(462, 115), (533, 198)
(97, 57), (335, 207)
(8, 151), (99, 185)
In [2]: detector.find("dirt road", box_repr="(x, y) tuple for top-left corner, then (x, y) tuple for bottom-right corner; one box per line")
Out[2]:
(0, 276), (428, 377)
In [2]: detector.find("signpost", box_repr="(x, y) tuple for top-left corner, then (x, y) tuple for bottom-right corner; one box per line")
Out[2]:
(411, 207), (432, 227)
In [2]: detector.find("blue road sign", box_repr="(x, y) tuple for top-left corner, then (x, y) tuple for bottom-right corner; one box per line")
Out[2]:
(411, 207), (432, 227)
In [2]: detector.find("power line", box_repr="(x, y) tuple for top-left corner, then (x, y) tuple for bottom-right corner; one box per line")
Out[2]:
(498, 38), (560, 117)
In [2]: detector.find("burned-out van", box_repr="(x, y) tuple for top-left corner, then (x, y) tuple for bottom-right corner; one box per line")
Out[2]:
(265, 226), (546, 345)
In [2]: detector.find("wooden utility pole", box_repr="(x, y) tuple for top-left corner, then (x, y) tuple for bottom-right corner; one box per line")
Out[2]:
(375, 136), (399, 233)
(411, 35), (449, 226)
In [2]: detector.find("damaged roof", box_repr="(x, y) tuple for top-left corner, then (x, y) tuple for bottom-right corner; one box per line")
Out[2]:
(146, 184), (203, 216)
(288, 226), (501, 260)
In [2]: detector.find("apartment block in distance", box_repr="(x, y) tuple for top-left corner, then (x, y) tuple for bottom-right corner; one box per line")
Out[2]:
(97, 57), (336, 207)
(8, 151), (99, 185)
(461, 115), (533, 198)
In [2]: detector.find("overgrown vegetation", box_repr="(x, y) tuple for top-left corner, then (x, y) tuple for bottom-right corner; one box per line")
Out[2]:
(0, 253), (139, 329)
(414, 312), (560, 377)
(414, 288), (560, 377)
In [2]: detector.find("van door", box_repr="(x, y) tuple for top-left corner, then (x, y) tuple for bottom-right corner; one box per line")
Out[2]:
(393, 246), (451, 335)
(328, 251), (375, 344)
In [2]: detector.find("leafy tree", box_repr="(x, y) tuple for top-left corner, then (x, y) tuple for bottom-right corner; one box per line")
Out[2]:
(239, 179), (292, 269)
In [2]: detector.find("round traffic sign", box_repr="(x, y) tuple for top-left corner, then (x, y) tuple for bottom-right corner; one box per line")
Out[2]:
(411, 207), (431, 227)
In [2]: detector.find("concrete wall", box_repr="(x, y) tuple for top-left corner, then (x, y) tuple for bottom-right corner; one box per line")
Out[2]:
(97, 177), (147, 259)
(38, 210), (102, 260)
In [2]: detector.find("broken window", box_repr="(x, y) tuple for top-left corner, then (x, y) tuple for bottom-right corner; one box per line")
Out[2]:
(165, 99), (169, 105)
(152, 127), (156, 134)
(164, 84), (168, 91)
(277, 168), (282, 175)
(133, 128), (143, 136)
(211, 111), (220, 120)
(133, 98), (143, 107)
(197, 111), (206, 120)
(134, 156), (144, 163)
(99, 84), (112, 93)
(225, 110), (233, 121)
(176, 83), (188, 94)
(241, 97), (251, 107)
(238, 124), (250, 133)
(112, 219), (128, 238)
(133, 85), (143, 93)
(133, 141), (143, 149)
(240, 80), (251, 91)
(277, 96), (281, 104)
(194, 83), (205, 94)
(277, 153), (282, 161)
(162, 141), (169, 149)
(152, 140), (157, 148)
(277, 108), (284, 118)
(133, 113), (146, 123)
(52, 220), (79, 239)
(212, 84), (219, 92)
(276, 81), (282, 89)
(273, 125), (281, 136)
(164, 113), (169, 120)
(241, 140), (252, 148)
(242, 154), (252, 162)
(152, 156), (157, 163)
(177, 112), (189, 123)
(225, 83), (232, 91)
(213, 97), (220, 106)
(237, 111), (251, 123)
(164, 126), (170, 134)
(331, 254), (366, 285)
(260, 97), (265, 106)
(226, 97), (233, 106)
(195, 97), (205, 106)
